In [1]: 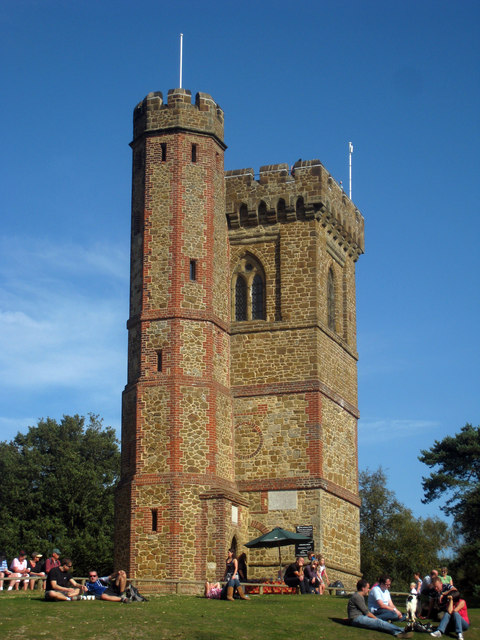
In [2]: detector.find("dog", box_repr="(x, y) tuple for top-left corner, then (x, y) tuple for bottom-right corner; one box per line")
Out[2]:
(406, 593), (417, 623)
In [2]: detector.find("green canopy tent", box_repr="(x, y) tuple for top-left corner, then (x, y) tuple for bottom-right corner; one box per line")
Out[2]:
(244, 526), (313, 576)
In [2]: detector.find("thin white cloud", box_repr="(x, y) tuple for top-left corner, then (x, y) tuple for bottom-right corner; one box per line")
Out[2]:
(358, 418), (439, 443)
(0, 236), (128, 392)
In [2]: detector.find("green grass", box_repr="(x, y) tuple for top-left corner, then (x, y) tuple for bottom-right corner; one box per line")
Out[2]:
(0, 591), (478, 640)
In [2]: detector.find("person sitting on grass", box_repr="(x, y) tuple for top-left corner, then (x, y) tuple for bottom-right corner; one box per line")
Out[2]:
(430, 591), (469, 639)
(204, 581), (223, 599)
(84, 569), (130, 603)
(368, 575), (406, 622)
(44, 558), (83, 601)
(348, 579), (413, 638)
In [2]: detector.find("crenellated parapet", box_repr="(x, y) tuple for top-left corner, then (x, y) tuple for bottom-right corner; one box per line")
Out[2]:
(132, 88), (225, 147)
(225, 159), (365, 259)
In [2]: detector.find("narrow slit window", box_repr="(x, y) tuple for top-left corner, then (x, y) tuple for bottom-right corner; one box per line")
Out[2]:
(161, 143), (167, 162)
(157, 350), (163, 372)
(189, 259), (197, 281)
(151, 509), (158, 532)
(191, 143), (197, 163)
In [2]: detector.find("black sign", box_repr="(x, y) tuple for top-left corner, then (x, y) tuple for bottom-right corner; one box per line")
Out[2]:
(295, 525), (314, 556)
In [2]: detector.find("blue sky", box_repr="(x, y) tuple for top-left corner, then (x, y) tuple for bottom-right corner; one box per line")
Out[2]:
(1, 0), (479, 525)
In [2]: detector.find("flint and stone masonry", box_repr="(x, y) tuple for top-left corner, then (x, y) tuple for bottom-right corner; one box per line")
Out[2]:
(114, 88), (365, 590)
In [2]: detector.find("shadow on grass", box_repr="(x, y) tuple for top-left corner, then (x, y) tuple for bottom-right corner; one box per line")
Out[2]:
(329, 617), (351, 626)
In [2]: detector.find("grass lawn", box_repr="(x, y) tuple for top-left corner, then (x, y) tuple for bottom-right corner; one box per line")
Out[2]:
(0, 591), (478, 640)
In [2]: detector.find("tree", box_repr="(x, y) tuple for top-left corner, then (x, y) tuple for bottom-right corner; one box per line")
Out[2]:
(0, 414), (120, 575)
(359, 467), (452, 589)
(419, 423), (480, 595)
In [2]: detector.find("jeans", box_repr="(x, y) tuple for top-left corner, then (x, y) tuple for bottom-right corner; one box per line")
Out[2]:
(437, 611), (469, 635)
(375, 608), (407, 622)
(351, 615), (403, 635)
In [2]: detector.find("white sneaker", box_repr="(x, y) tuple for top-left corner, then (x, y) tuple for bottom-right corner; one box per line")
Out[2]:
(430, 632), (442, 638)
(458, 634), (464, 640)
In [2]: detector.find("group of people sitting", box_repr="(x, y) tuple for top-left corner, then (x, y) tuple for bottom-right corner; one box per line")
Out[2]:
(348, 569), (470, 639)
(204, 549), (331, 600)
(0, 549), (49, 591)
(0, 549), (140, 604)
(283, 552), (329, 594)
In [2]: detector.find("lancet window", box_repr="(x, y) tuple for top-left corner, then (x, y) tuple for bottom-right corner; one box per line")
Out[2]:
(232, 255), (266, 322)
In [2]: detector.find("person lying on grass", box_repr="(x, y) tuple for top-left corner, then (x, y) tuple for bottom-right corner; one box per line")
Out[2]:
(204, 581), (222, 599)
(84, 569), (130, 603)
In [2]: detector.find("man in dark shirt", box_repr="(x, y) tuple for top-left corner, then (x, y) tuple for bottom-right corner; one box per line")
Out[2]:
(348, 579), (413, 638)
(283, 557), (306, 594)
(45, 558), (83, 601)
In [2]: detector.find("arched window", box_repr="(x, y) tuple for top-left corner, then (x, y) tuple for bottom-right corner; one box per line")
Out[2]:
(232, 255), (266, 322)
(327, 268), (336, 331)
(235, 276), (247, 321)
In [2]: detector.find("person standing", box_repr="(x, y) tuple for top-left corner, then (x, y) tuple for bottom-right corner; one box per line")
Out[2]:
(222, 549), (248, 601)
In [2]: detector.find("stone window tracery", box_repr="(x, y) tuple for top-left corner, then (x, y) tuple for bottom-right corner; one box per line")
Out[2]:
(232, 255), (266, 322)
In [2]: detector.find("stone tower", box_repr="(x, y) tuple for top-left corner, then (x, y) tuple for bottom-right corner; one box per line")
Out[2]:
(115, 89), (246, 582)
(116, 88), (365, 588)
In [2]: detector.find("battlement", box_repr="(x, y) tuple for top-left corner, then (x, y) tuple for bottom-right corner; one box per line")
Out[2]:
(132, 88), (225, 145)
(225, 159), (365, 259)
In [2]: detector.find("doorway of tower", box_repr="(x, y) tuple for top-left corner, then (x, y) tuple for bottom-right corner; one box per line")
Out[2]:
(230, 536), (238, 556)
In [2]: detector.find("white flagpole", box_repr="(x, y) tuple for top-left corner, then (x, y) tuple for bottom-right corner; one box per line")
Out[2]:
(348, 141), (353, 200)
(179, 33), (183, 88)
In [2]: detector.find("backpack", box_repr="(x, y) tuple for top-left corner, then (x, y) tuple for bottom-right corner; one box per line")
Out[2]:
(126, 584), (148, 602)
(329, 580), (346, 595)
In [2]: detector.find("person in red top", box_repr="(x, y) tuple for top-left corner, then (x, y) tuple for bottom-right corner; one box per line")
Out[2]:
(45, 548), (61, 574)
(430, 591), (469, 639)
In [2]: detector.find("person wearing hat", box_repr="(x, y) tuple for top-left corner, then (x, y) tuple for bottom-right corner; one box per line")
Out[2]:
(8, 550), (30, 590)
(45, 548), (61, 574)
(27, 552), (46, 590)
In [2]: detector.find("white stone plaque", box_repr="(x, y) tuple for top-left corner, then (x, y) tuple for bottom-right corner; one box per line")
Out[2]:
(231, 504), (238, 524)
(268, 490), (297, 511)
